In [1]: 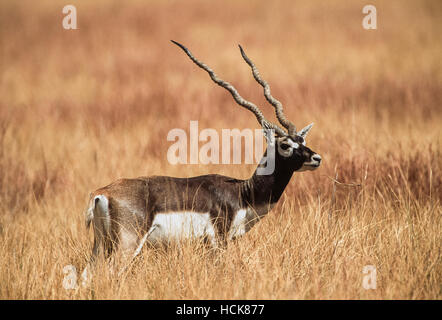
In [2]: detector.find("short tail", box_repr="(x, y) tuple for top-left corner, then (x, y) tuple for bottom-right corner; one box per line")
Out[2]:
(85, 195), (110, 229)
(85, 194), (112, 260)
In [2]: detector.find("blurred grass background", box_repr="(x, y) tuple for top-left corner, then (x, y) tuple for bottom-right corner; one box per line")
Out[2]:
(0, 0), (440, 299)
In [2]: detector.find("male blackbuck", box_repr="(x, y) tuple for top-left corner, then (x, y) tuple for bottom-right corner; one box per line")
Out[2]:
(82, 41), (321, 276)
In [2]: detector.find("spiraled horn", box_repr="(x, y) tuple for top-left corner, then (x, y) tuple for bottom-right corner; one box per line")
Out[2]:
(171, 40), (288, 137)
(238, 45), (297, 136)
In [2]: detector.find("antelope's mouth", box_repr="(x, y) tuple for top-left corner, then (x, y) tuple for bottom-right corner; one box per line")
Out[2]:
(301, 154), (322, 170)
(301, 163), (320, 171)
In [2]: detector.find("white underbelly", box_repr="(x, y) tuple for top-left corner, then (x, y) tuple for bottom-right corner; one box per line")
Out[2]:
(144, 208), (261, 246)
(147, 212), (215, 245)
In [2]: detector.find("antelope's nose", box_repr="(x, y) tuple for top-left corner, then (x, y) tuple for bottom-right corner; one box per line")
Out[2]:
(312, 154), (322, 163)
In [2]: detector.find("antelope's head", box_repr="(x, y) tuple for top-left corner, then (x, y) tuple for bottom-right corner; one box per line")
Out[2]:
(172, 40), (321, 172)
(276, 126), (321, 172)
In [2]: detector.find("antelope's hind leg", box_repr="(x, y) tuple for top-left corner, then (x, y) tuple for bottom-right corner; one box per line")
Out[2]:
(117, 225), (158, 276)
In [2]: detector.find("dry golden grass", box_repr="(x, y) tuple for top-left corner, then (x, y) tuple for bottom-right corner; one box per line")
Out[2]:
(0, 0), (441, 299)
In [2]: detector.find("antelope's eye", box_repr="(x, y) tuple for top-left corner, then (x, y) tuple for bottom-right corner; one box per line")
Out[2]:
(280, 143), (291, 150)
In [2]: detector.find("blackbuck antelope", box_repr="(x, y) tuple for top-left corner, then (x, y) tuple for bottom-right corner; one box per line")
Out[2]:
(82, 41), (321, 276)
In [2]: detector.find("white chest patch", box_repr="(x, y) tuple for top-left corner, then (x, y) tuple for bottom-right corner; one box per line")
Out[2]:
(147, 212), (215, 245)
(228, 209), (248, 240)
(228, 207), (269, 240)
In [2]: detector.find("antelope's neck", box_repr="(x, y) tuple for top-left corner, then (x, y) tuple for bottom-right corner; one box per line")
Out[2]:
(241, 151), (295, 215)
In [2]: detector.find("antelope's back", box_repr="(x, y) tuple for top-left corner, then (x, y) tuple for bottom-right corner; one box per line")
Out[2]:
(87, 174), (245, 231)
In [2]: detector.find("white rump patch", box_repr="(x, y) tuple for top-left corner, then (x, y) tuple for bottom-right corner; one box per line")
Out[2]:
(147, 212), (216, 246)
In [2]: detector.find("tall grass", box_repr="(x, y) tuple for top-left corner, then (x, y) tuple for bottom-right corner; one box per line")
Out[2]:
(0, 0), (440, 299)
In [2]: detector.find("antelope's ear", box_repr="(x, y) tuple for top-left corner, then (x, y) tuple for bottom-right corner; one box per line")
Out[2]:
(298, 123), (314, 139)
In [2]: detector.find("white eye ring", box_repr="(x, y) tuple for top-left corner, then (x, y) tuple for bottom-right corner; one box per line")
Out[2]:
(278, 143), (293, 157)
(287, 140), (299, 149)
